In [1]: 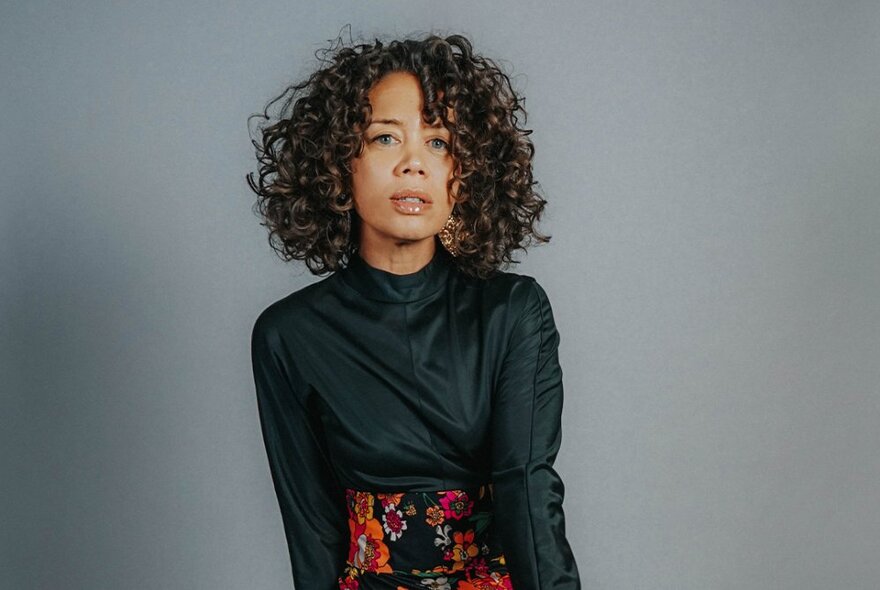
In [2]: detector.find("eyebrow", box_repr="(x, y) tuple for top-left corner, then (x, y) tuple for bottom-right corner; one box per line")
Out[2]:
(368, 118), (448, 129)
(370, 118), (403, 126)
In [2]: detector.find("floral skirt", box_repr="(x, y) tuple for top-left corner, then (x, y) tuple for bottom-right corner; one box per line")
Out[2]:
(337, 483), (514, 589)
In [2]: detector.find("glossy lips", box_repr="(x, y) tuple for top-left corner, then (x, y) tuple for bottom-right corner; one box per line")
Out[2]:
(390, 189), (432, 214)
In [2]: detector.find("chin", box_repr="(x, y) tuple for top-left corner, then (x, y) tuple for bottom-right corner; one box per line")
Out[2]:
(387, 222), (443, 240)
(391, 232), (437, 243)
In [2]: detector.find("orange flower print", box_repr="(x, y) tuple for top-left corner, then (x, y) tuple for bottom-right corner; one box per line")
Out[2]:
(348, 517), (392, 573)
(457, 578), (512, 590)
(444, 529), (479, 572)
(377, 492), (405, 509)
(425, 504), (445, 526)
(439, 490), (473, 520)
(342, 486), (508, 586)
(346, 490), (375, 524)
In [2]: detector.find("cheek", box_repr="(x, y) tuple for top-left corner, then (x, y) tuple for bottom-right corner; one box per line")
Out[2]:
(352, 154), (386, 184)
(350, 159), (375, 192)
(435, 160), (456, 184)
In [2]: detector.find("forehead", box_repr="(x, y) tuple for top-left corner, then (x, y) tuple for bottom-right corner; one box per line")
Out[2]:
(366, 71), (456, 125)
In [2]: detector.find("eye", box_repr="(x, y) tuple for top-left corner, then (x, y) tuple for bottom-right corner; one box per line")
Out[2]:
(429, 138), (449, 150)
(372, 134), (396, 145)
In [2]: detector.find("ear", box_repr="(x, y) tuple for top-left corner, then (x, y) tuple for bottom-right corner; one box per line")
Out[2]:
(449, 179), (462, 205)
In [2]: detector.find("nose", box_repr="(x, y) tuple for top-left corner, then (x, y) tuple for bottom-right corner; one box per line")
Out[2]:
(394, 146), (427, 177)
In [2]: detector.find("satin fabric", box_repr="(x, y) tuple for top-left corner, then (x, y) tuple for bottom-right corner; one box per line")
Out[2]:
(251, 243), (581, 589)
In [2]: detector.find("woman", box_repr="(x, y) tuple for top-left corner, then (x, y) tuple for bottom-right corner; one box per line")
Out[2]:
(247, 32), (581, 590)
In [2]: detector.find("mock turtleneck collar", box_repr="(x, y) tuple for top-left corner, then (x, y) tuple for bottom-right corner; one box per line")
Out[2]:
(340, 244), (453, 303)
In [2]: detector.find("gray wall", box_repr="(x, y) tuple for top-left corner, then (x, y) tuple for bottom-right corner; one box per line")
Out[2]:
(2, 1), (878, 589)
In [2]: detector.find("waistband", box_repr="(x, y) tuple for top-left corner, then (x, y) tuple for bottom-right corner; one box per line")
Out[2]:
(338, 483), (513, 589)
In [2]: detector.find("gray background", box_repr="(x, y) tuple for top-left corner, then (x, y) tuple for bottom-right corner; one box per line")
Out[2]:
(2, 1), (878, 589)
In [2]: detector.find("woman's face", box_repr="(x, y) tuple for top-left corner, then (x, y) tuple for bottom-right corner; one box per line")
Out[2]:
(350, 71), (458, 254)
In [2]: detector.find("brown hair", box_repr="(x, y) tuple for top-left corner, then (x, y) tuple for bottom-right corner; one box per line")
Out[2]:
(247, 30), (551, 279)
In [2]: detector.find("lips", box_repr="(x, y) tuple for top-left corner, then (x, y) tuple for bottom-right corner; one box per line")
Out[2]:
(390, 189), (432, 204)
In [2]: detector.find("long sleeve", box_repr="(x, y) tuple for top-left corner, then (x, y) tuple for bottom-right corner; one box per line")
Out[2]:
(490, 278), (582, 589)
(251, 313), (349, 589)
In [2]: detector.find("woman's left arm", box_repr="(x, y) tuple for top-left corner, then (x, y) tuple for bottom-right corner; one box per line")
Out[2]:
(490, 277), (582, 589)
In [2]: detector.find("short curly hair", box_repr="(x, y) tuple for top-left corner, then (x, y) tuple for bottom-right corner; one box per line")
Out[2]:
(246, 29), (550, 280)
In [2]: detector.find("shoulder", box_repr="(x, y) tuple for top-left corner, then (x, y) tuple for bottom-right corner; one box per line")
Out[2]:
(472, 268), (560, 364)
(475, 267), (553, 323)
(251, 274), (338, 345)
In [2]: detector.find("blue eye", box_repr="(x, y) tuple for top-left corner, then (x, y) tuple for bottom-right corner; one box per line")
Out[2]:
(430, 138), (449, 150)
(373, 134), (395, 145)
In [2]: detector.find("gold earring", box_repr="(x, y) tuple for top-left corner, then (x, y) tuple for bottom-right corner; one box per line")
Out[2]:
(438, 211), (466, 257)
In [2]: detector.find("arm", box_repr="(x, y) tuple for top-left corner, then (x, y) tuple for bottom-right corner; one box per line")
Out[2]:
(251, 313), (349, 589)
(491, 278), (582, 589)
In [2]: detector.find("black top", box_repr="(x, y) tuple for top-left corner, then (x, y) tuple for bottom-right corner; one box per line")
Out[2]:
(250, 243), (581, 589)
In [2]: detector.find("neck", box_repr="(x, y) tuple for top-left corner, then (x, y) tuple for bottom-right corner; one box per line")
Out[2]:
(357, 237), (438, 276)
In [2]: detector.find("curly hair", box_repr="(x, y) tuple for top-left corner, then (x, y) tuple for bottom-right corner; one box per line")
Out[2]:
(246, 29), (550, 280)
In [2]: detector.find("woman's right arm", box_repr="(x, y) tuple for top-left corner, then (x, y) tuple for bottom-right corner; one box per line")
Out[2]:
(251, 311), (349, 589)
